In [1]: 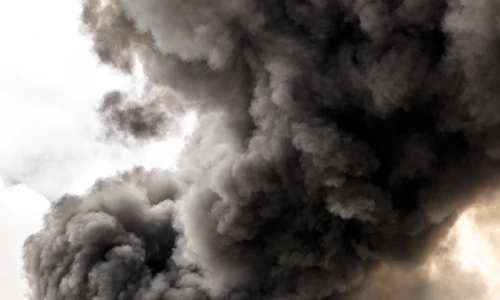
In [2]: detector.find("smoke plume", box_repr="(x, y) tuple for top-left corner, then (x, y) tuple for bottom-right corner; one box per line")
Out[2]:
(24, 0), (500, 299)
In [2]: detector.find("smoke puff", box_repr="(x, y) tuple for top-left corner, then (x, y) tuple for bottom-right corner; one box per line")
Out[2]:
(24, 1), (500, 300)
(98, 86), (186, 141)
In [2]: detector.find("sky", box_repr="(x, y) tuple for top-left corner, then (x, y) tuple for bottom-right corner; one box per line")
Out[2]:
(0, 1), (193, 299)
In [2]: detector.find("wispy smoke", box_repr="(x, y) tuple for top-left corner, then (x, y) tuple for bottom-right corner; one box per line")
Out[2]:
(98, 86), (184, 141)
(23, 1), (500, 299)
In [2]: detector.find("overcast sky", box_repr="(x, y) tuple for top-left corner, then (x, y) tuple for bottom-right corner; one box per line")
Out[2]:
(0, 1), (192, 298)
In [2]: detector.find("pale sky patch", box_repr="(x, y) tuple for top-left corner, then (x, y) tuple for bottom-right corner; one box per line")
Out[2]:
(0, 178), (49, 300)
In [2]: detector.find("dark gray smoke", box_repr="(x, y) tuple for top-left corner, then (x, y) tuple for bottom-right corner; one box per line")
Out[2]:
(97, 83), (187, 142)
(23, 0), (500, 299)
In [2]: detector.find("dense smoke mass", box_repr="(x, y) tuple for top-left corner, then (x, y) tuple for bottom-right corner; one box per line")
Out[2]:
(23, 0), (500, 299)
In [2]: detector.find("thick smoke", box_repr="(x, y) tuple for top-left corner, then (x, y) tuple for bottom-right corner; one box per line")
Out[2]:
(24, 1), (500, 299)
(98, 86), (184, 141)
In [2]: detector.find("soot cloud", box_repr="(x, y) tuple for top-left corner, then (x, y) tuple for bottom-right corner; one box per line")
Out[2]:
(24, 1), (500, 299)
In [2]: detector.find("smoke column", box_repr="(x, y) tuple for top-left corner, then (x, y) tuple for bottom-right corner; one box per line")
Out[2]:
(23, 0), (500, 299)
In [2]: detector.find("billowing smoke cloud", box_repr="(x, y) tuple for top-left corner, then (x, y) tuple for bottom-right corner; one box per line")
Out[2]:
(23, 0), (500, 299)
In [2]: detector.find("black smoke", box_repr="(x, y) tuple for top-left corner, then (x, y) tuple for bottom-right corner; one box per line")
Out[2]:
(23, 0), (500, 299)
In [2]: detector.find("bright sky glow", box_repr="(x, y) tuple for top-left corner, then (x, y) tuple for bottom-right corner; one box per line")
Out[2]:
(450, 197), (500, 300)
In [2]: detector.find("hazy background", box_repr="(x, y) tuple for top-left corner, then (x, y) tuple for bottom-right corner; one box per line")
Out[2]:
(0, 1), (191, 298)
